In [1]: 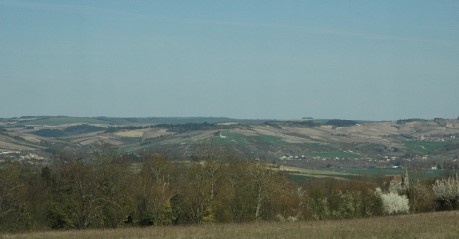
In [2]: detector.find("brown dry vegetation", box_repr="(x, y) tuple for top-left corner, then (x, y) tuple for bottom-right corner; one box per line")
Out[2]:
(4, 211), (459, 239)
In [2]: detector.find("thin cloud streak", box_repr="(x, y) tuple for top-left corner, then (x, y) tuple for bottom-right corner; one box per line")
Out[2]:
(189, 19), (459, 47)
(2, 0), (457, 47)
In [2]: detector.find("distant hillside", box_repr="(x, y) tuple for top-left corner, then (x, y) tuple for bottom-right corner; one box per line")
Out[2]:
(1, 116), (458, 170)
(4, 116), (266, 126)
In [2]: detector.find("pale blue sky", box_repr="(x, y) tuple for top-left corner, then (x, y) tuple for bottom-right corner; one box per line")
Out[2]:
(1, 0), (458, 120)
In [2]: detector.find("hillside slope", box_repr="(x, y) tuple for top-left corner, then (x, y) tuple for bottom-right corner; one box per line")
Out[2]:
(1, 116), (458, 169)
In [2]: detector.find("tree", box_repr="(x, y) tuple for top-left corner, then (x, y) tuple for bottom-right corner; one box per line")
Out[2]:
(232, 161), (294, 221)
(178, 159), (229, 224)
(0, 163), (30, 231)
(47, 150), (134, 229)
(137, 155), (178, 226)
(226, 159), (258, 222)
(376, 188), (409, 215)
(432, 177), (459, 210)
(253, 162), (281, 220)
(406, 180), (435, 213)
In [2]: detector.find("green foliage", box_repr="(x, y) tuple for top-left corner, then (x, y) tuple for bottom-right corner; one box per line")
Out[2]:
(0, 163), (28, 231)
(156, 202), (175, 225)
(360, 189), (384, 216)
(309, 194), (330, 220)
(46, 202), (74, 229)
(329, 191), (360, 219)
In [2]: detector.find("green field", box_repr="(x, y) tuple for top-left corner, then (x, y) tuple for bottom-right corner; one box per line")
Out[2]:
(249, 134), (285, 145)
(6, 211), (459, 239)
(404, 140), (458, 154)
(213, 131), (248, 145)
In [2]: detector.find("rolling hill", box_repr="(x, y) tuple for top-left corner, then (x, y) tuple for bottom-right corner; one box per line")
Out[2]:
(1, 116), (458, 171)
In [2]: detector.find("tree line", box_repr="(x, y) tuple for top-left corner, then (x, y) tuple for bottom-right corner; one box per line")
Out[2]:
(0, 145), (458, 232)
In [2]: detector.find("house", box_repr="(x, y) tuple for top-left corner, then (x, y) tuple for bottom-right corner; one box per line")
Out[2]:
(383, 169), (409, 193)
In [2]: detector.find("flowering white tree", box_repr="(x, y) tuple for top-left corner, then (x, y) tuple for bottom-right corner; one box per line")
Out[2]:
(432, 177), (459, 210)
(375, 187), (409, 215)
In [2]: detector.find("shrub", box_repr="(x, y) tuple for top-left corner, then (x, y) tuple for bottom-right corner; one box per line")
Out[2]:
(407, 180), (435, 213)
(308, 193), (330, 220)
(46, 202), (74, 229)
(361, 189), (384, 216)
(432, 177), (459, 210)
(329, 191), (360, 219)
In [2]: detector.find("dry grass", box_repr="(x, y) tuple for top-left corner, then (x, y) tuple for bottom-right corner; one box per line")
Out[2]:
(3, 211), (458, 239)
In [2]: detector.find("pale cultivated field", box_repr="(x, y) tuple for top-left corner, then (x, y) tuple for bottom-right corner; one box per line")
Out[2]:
(114, 129), (147, 138)
(114, 128), (172, 139)
(278, 165), (355, 177)
(0, 134), (38, 151)
(0, 141), (35, 151)
(142, 128), (172, 139)
(76, 137), (124, 146)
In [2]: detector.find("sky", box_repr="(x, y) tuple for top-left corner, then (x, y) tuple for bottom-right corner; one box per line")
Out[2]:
(1, 0), (458, 120)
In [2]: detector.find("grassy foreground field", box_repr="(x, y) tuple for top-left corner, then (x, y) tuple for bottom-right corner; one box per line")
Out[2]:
(4, 211), (458, 239)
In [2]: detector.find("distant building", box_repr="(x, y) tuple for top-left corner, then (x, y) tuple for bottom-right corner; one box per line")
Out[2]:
(383, 168), (409, 193)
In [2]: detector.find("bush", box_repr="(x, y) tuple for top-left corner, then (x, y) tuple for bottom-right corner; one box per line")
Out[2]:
(329, 191), (360, 219)
(407, 180), (435, 213)
(432, 177), (459, 210)
(46, 203), (74, 229)
(308, 192), (330, 220)
(361, 189), (384, 216)
(377, 189), (409, 215)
